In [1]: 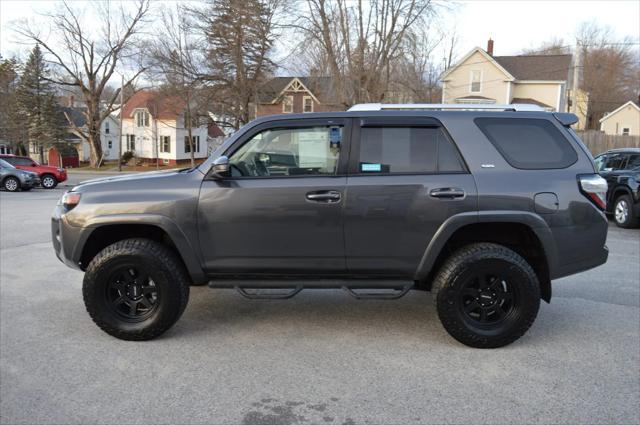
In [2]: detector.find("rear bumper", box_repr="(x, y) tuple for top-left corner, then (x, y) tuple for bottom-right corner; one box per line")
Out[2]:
(553, 245), (609, 280)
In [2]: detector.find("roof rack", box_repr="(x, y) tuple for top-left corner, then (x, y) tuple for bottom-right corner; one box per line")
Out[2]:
(347, 103), (545, 112)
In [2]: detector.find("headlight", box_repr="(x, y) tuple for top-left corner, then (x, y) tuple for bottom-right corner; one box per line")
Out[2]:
(58, 168), (64, 172)
(60, 191), (81, 210)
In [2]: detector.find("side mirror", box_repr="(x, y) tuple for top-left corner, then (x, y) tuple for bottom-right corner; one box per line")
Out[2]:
(210, 155), (230, 179)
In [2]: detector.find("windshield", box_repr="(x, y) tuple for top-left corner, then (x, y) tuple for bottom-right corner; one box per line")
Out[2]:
(0, 158), (15, 169)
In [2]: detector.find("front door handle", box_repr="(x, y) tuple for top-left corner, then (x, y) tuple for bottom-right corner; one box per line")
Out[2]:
(429, 187), (465, 199)
(306, 190), (342, 203)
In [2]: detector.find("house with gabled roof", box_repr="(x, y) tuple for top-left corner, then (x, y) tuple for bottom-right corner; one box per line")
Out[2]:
(599, 100), (640, 136)
(255, 77), (343, 117)
(120, 90), (223, 165)
(441, 39), (587, 128)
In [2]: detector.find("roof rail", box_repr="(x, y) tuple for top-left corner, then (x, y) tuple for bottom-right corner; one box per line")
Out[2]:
(347, 103), (545, 112)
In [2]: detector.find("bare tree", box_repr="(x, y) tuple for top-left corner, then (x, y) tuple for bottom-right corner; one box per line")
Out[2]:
(15, 1), (150, 167)
(576, 22), (640, 128)
(148, 5), (204, 166)
(187, 0), (282, 129)
(292, 0), (436, 106)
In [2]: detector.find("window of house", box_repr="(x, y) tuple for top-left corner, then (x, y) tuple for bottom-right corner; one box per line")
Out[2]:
(107, 140), (112, 149)
(475, 118), (578, 169)
(470, 70), (482, 93)
(126, 134), (136, 151)
(105, 121), (110, 134)
(358, 127), (466, 174)
(160, 136), (171, 153)
(282, 95), (294, 113)
(136, 111), (149, 127)
(229, 126), (342, 177)
(303, 96), (313, 113)
(622, 127), (630, 136)
(184, 135), (200, 153)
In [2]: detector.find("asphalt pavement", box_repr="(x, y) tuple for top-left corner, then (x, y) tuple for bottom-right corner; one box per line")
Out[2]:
(0, 184), (639, 424)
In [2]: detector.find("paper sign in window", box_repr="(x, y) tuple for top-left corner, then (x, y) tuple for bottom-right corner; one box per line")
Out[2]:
(298, 130), (329, 168)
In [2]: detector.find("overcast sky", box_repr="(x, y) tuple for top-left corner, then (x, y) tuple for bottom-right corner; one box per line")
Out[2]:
(1, 0), (639, 63)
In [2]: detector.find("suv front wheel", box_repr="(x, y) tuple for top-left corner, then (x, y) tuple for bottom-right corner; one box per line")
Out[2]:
(83, 238), (190, 340)
(41, 174), (58, 189)
(613, 194), (639, 228)
(432, 243), (540, 348)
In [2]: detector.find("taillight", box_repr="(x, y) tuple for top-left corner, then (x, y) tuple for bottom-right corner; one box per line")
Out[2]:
(578, 174), (607, 210)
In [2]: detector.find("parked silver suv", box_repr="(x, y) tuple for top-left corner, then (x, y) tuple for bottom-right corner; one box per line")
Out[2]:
(52, 104), (609, 347)
(0, 158), (39, 192)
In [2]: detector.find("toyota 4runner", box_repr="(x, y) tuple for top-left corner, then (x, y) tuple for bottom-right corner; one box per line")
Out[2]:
(52, 104), (609, 348)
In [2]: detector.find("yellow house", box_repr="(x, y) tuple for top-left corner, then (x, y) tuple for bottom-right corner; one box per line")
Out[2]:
(599, 101), (640, 136)
(441, 41), (587, 128)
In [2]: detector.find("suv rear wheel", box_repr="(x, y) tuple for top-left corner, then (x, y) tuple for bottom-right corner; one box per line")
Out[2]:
(83, 238), (190, 340)
(613, 194), (638, 228)
(432, 243), (540, 348)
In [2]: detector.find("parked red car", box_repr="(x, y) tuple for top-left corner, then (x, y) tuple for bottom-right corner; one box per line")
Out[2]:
(0, 154), (67, 189)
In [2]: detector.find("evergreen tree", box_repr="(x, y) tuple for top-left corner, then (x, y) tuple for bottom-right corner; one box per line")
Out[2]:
(15, 45), (64, 162)
(0, 56), (27, 151)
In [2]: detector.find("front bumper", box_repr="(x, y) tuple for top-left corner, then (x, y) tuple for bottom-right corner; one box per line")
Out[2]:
(21, 176), (39, 188)
(51, 204), (85, 270)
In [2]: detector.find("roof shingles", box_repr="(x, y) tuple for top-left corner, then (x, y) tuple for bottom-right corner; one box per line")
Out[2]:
(493, 54), (572, 81)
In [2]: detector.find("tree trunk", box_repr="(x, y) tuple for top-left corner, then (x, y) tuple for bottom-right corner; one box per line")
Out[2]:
(87, 104), (103, 168)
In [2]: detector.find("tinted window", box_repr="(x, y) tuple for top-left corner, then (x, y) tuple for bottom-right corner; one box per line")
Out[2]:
(602, 153), (627, 171)
(625, 154), (640, 169)
(12, 157), (34, 166)
(358, 127), (466, 174)
(475, 118), (578, 169)
(230, 126), (342, 177)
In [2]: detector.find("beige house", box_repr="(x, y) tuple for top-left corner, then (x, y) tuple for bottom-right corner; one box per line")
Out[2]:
(599, 101), (640, 136)
(441, 40), (587, 128)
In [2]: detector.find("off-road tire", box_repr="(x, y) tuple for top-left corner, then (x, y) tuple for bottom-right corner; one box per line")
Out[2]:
(41, 174), (58, 189)
(432, 243), (540, 348)
(83, 238), (190, 340)
(613, 194), (639, 228)
(3, 176), (20, 192)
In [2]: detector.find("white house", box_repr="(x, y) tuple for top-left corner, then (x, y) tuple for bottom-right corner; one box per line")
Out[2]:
(120, 90), (214, 165)
(79, 114), (121, 162)
(57, 106), (121, 163)
(599, 101), (640, 136)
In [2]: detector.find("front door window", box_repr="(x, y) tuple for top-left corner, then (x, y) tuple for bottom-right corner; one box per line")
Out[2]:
(229, 126), (342, 177)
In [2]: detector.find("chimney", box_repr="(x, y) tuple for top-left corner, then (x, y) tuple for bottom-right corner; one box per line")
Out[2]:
(68, 95), (75, 107)
(487, 38), (494, 56)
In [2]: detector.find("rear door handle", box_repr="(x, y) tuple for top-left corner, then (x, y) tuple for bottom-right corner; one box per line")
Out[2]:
(306, 190), (342, 203)
(429, 187), (465, 199)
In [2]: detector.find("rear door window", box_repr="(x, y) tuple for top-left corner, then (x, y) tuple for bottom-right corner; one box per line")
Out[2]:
(475, 118), (578, 169)
(357, 126), (466, 174)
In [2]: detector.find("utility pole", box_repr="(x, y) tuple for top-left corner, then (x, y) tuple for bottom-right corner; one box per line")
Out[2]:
(118, 74), (123, 172)
(571, 41), (581, 114)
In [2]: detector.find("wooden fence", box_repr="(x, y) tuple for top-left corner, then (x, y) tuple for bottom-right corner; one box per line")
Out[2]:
(575, 130), (640, 156)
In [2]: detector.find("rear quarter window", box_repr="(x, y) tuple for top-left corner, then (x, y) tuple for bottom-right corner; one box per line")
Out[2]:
(475, 118), (578, 169)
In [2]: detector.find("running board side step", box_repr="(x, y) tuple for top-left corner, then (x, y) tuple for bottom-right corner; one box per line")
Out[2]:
(208, 280), (415, 300)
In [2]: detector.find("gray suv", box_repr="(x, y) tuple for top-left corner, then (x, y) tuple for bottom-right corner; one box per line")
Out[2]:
(52, 104), (609, 348)
(1, 158), (39, 191)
